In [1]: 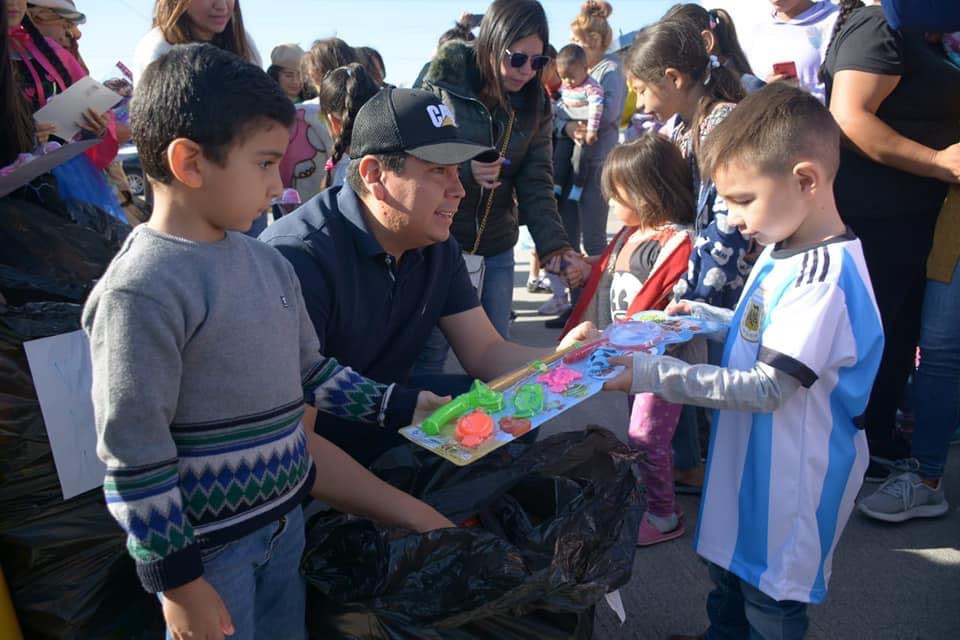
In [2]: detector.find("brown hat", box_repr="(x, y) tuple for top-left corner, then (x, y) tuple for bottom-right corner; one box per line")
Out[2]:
(27, 0), (85, 24)
(270, 43), (305, 71)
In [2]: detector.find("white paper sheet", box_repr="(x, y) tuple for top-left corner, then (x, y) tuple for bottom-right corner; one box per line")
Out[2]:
(33, 76), (122, 141)
(23, 330), (104, 500)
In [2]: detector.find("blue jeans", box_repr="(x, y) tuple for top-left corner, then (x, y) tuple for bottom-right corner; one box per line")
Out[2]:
(162, 507), (307, 640)
(412, 248), (515, 376)
(705, 563), (808, 640)
(912, 263), (960, 479)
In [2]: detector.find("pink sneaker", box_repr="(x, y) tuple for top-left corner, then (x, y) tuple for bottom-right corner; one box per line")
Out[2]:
(636, 511), (685, 546)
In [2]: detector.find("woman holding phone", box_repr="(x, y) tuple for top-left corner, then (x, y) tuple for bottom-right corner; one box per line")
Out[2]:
(416, 0), (576, 368)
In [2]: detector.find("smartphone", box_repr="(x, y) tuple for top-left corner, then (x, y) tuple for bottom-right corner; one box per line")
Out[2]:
(772, 61), (798, 79)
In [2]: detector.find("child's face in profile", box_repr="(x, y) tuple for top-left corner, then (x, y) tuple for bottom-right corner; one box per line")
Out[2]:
(195, 123), (289, 234)
(714, 160), (807, 248)
(629, 74), (681, 123)
(607, 185), (648, 228)
(558, 62), (588, 87)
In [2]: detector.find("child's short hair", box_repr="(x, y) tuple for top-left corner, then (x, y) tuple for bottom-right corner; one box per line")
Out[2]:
(601, 133), (695, 227)
(700, 82), (841, 181)
(131, 43), (295, 185)
(556, 43), (587, 69)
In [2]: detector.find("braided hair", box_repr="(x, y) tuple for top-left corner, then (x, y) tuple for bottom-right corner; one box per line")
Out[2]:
(818, 0), (865, 83)
(317, 63), (379, 187)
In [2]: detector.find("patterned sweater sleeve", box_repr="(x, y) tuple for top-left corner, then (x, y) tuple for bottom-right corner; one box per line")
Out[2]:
(84, 288), (201, 594)
(293, 270), (419, 429)
(585, 77), (605, 135)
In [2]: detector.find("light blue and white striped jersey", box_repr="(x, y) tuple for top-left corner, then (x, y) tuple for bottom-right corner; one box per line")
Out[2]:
(694, 232), (883, 604)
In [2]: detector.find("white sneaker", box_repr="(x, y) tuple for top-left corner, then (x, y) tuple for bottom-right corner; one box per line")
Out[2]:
(537, 297), (572, 316)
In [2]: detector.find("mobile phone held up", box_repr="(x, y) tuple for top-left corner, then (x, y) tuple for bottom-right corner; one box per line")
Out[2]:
(772, 61), (798, 79)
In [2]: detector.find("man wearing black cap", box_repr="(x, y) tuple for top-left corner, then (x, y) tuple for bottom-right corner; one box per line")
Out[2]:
(261, 88), (593, 466)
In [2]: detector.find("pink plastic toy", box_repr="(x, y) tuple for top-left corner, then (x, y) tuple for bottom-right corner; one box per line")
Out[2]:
(536, 366), (583, 393)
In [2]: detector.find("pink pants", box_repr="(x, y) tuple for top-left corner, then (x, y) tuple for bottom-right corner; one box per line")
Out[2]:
(628, 393), (682, 517)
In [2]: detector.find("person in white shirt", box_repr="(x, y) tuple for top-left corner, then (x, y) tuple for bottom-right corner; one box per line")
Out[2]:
(606, 83), (883, 639)
(132, 0), (260, 84)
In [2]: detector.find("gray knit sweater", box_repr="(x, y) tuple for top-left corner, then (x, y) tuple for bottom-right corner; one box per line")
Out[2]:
(83, 225), (417, 593)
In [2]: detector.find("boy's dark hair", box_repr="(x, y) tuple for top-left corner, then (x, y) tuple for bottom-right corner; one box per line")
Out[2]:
(556, 44), (587, 69)
(131, 43), (295, 185)
(601, 133), (695, 228)
(700, 83), (841, 180)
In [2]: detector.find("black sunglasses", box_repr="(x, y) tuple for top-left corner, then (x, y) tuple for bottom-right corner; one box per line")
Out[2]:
(503, 49), (551, 71)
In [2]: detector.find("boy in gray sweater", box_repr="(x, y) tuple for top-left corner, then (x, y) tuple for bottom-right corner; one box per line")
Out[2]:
(82, 44), (452, 640)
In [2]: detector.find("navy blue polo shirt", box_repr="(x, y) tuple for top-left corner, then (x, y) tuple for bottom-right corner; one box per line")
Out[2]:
(260, 184), (480, 462)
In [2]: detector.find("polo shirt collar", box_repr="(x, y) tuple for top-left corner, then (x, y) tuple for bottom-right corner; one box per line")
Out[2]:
(337, 182), (386, 257)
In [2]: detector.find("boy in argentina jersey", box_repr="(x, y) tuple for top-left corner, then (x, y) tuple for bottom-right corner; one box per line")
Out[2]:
(605, 84), (883, 638)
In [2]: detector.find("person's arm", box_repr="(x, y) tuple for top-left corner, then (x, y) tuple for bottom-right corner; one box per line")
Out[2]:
(594, 62), (627, 133)
(585, 80), (604, 139)
(606, 352), (802, 413)
(84, 289), (203, 592)
(440, 305), (594, 380)
(515, 95), (573, 261)
(303, 424), (453, 531)
(830, 69), (960, 183)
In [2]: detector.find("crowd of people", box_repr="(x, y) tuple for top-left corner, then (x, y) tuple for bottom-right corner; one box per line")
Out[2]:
(2, 0), (959, 639)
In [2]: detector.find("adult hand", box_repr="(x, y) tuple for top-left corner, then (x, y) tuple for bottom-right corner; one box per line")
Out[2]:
(558, 321), (598, 351)
(162, 577), (234, 640)
(584, 131), (598, 146)
(602, 355), (634, 393)
(562, 254), (592, 288)
(665, 300), (693, 316)
(412, 390), (452, 426)
(564, 121), (586, 144)
(78, 107), (109, 138)
(35, 121), (57, 146)
(470, 156), (503, 190)
(932, 142), (960, 184)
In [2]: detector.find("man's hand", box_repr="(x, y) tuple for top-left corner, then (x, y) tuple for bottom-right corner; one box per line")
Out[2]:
(932, 142), (960, 184)
(558, 321), (598, 351)
(470, 156), (503, 190)
(602, 355), (634, 393)
(665, 300), (693, 316)
(162, 577), (234, 640)
(562, 253), (592, 288)
(412, 390), (451, 426)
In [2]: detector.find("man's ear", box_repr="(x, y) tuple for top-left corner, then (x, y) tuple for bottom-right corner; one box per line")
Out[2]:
(358, 155), (387, 200)
(793, 161), (819, 194)
(166, 138), (205, 189)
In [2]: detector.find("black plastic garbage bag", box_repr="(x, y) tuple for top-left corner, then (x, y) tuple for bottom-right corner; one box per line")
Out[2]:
(303, 428), (642, 639)
(0, 196), (127, 305)
(0, 302), (163, 639)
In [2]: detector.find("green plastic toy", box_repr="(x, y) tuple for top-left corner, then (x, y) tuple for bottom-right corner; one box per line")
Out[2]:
(512, 383), (545, 418)
(421, 380), (504, 435)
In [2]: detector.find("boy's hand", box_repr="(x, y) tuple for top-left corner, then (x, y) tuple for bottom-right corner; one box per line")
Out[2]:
(413, 391), (451, 426)
(162, 577), (234, 640)
(406, 500), (456, 532)
(602, 355), (634, 393)
(558, 321), (598, 351)
(584, 131), (598, 145)
(665, 300), (693, 316)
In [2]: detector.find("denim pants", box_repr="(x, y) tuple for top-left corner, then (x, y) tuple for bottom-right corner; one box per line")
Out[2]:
(912, 263), (960, 479)
(412, 248), (515, 376)
(705, 563), (809, 640)
(162, 506), (307, 640)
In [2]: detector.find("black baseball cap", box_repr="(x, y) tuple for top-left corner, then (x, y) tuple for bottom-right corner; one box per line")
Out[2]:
(351, 87), (496, 165)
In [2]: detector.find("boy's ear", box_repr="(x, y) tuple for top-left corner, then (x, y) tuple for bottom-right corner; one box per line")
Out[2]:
(793, 161), (819, 194)
(166, 138), (205, 189)
(358, 155), (387, 201)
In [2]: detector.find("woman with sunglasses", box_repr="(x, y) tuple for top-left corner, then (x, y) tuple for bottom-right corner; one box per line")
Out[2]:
(558, 1), (626, 262)
(416, 0), (576, 369)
